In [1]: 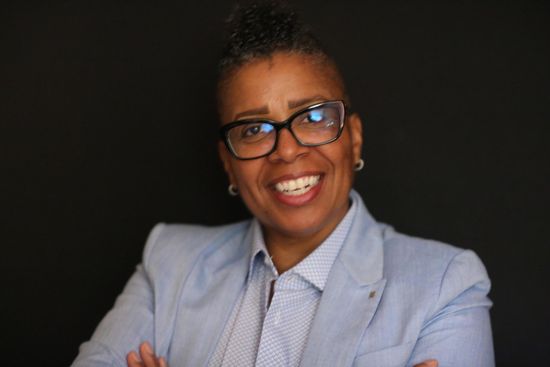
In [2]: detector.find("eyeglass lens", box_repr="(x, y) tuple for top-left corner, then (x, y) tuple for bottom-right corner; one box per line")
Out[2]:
(226, 102), (344, 159)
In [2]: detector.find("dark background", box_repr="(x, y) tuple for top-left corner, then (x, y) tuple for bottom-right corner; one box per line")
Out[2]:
(2, 0), (549, 365)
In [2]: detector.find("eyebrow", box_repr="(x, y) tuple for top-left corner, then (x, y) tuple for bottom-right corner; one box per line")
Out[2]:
(234, 106), (270, 120)
(288, 95), (328, 109)
(233, 94), (329, 120)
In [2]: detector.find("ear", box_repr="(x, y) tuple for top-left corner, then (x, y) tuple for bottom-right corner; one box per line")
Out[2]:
(218, 141), (237, 185)
(348, 113), (363, 164)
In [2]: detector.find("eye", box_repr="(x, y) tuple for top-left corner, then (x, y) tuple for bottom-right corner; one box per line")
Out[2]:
(238, 123), (274, 140)
(306, 110), (325, 123)
(242, 124), (262, 137)
(297, 107), (337, 129)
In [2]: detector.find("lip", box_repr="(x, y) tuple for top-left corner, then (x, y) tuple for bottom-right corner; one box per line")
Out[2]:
(268, 172), (324, 207)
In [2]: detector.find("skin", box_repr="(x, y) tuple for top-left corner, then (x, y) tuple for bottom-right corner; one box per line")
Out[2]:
(218, 52), (363, 273)
(127, 342), (166, 367)
(127, 340), (440, 367)
(126, 52), (439, 367)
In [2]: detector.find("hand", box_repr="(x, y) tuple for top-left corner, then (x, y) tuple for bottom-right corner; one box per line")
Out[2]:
(124, 342), (435, 367)
(126, 341), (167, 367)
(414, 359), (438, 367)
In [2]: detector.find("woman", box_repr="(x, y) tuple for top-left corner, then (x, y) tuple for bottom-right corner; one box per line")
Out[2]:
(73, 2), (494, 366)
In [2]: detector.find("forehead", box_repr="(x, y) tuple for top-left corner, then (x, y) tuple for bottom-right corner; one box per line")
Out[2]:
(218, 52), (344, 122)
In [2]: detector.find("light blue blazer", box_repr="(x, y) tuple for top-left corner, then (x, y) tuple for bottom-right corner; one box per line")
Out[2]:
(73, 191), (494, 366)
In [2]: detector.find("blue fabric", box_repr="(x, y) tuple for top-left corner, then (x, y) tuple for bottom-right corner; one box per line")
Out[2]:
(209, 198), (355, 366)
(72, 190), (494, 367)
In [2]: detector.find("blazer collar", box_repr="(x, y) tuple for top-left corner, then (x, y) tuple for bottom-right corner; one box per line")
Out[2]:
(187, 189), (386, 367)
(300, 189), (387, 367)
(174, 221), (253, 367)
(339, 189), (384, 286)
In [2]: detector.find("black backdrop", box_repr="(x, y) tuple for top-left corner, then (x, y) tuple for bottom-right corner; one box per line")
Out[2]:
(2, 0), (549, 365)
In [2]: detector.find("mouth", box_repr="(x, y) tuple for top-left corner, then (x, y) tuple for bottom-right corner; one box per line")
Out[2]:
(273, 175), (321, 196)
(269, 173), (324, 207)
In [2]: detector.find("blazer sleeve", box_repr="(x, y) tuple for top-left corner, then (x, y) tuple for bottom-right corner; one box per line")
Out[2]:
(407, 249), (495, 367)
(71, 223), (165, 367)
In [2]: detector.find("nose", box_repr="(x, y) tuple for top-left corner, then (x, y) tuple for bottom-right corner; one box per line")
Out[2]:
(267, 127), (309, 163)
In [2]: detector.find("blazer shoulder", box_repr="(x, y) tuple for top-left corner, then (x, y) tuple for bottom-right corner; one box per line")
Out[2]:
(141, 220), (251, 272)
(380, 225), (490, 304)
(382, 226), (462, 270)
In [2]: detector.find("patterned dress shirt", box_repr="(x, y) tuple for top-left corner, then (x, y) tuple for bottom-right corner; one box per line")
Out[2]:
(209, 198), (357, 366)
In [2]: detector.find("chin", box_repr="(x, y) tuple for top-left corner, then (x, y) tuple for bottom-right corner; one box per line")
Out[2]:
(272, 214), (329, 238)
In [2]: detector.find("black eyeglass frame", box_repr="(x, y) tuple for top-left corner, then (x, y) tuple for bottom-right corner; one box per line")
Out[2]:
(219, 100), (348, 160)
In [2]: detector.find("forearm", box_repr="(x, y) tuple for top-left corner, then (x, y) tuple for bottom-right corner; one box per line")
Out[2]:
(408, 250), (495, 366)
(72, 265), (155, 367)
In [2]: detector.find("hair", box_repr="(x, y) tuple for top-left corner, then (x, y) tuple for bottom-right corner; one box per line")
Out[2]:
(216, 0), (349, 116)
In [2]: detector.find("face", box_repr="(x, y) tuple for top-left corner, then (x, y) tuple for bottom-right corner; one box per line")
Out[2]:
(219, 52), (363, 243)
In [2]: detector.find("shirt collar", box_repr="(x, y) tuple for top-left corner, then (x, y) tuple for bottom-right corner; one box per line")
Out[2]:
(246, 194), (358, 291)
(246, 219), (276, 281)
(290, 197), (357, 291)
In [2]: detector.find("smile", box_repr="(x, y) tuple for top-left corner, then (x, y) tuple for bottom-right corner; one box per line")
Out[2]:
(274, 175), (321, 196)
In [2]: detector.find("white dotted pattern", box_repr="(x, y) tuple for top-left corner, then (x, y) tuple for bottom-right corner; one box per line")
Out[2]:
(209, 199), (356, 367)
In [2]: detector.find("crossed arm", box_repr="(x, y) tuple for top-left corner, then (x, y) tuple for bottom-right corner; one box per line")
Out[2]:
(125, 341), (439, 367)
(73, 232), (493, 366)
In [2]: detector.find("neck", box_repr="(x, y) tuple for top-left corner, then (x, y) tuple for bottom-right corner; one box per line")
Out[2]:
(263, 202), (350, 274)
(264, 234), (319, 274)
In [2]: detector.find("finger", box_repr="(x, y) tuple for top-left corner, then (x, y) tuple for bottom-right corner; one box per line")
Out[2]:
(414, 359), (439, 367)
(159, 356), (168, 367)
(139, 341), (160, 367)
(126, 351), (144, 367)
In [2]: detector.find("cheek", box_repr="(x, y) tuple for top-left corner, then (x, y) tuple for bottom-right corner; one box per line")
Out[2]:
(322, 135), (355, 172)
(319, 142), (356, 193)
(231, 161), (264, 193)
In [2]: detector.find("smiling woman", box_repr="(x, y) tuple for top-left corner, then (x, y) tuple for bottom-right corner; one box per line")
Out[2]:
(217, 52), (362, 266)
(72, 1), (494, 367)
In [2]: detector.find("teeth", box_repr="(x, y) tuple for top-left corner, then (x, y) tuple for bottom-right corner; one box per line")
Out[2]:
(274, 175), (320, 196)
(288, 180), (296, 191)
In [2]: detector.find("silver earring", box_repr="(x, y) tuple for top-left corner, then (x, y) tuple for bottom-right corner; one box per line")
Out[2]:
(353, 159), (365, 172)
(228, 184), (239, 196)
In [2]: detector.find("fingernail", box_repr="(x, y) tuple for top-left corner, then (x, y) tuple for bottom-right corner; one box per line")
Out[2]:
(144, 341), (153, 354)
(128, 351), (140, 362)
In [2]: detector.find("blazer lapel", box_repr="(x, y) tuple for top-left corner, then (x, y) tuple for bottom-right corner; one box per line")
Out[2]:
(301, 191), (387, 367)
(169, 222), (254, 367)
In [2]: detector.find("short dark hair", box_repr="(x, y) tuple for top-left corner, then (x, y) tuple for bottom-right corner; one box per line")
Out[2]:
(218, 0), (326, 75)
(216, 0), (349, 114)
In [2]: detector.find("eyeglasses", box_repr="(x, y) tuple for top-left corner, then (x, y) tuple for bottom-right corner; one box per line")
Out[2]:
(220, 100), (347, 160)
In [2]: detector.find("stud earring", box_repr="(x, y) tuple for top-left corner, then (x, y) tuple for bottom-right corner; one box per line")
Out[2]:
(353, 159), (365, 172)
(228, 184), (239, 196)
